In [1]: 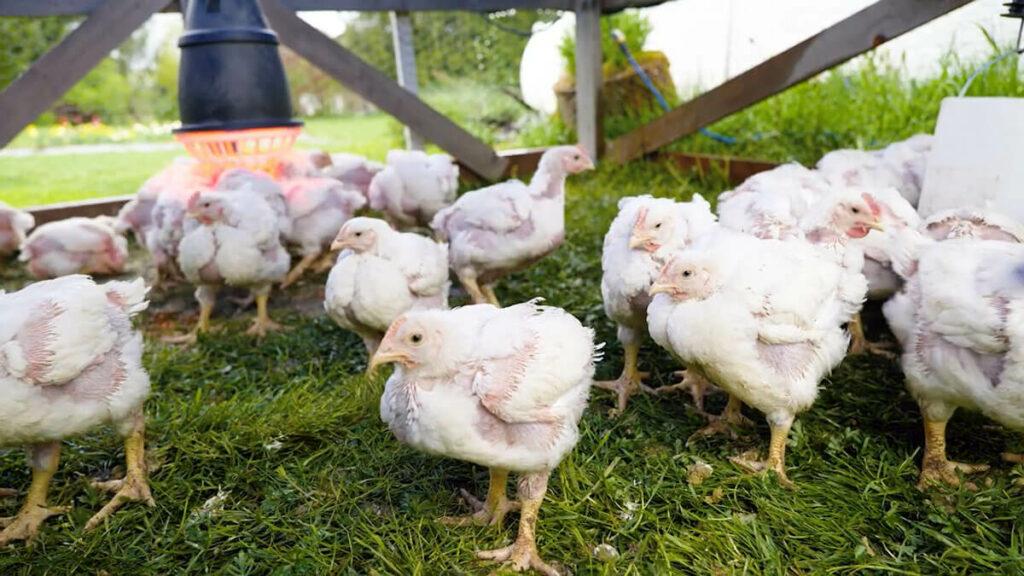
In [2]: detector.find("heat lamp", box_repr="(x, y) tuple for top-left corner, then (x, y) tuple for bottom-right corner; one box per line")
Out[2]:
(173, 0), (302, 177)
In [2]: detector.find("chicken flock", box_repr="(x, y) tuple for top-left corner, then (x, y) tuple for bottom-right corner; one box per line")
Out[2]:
(3, 136), (1024, 574)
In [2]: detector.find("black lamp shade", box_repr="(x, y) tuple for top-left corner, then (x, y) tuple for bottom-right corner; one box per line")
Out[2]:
(175, 0), (301, 133)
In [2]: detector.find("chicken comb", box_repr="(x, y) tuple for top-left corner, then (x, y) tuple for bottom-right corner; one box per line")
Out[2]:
(861, 192), (882, 217)
(633, 206), (648, 228)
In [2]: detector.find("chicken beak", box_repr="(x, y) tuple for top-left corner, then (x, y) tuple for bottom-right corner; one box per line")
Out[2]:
(582, 157), (596, 171)
(649, 282), (674, 296)
(330, 238), (349, 252)
(367, 350), (410, 375)
(867, 219), (885, 232)
(629, 233), (652, 250)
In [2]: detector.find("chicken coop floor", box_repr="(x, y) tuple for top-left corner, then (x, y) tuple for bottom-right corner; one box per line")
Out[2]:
(2, 160), (1022, 574)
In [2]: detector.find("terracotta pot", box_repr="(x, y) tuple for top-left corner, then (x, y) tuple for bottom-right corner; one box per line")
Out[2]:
(554, 51), (676, 127)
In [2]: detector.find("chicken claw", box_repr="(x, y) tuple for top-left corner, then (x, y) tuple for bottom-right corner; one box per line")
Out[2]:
(847, 314), (897, 359)
(245, 292), (287, 338)
(729, 420), (796, 490)
(915, 419), (989, 491)
(687, 395), (752, 442)
(594, 341), (654, 415)
(475, 483), (558, 576)
(440, 469), (518, 527)
(85, 423), (155, 532)
(653, 370), (721, 415)
(0, 503), (68, 546)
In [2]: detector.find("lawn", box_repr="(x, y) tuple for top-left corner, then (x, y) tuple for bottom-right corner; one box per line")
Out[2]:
(1, 158), (1023, 575)
(0, 114), (399, 208)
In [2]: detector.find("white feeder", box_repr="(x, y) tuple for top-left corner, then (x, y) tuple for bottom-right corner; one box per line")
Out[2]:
(918, 97), (1024, 222)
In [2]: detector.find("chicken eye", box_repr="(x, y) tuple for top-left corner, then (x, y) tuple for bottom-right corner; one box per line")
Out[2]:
(355, 232), (363, 237)
(573, 154), (580, 160)
(654, 223), (662, 229)
(851, 207), (860, 214)
(410, 333), (423, 344)
(682, 270), (692, 278)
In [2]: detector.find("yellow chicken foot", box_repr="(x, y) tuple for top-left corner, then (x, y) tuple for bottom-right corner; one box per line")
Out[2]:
(476, 471), (559, 576)
(652, 369), (721, 415)
(730, 418), (796, 489)
(440, 468), (519, 527)
(594, 342), (652, 415)
(917, 418), (990, 490)
(1002, 453), (1024, 464)
(0, 442), (68, 546)
(688, 394), (752, 442)
(85, 418), (155, 531)
(162, 298), (214, 345)
(847, 314), (896, 359)
(281, 253), (320, 289)
(480, 284), (501, 307)
(246, 292), (287, 338)
(457, 274), (490, 305)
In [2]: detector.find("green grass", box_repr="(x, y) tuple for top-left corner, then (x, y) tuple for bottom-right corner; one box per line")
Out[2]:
(2, 160), (1024, 574)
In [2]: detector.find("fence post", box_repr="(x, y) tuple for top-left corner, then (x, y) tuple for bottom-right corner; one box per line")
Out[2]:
(574, 0), (602, 160)
(390, 10), (424, 150)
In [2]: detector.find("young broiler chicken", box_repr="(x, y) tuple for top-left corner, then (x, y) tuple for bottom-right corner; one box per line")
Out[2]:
(321, 152), (384, 197)
(597, 194), (717, 413)
(279, 177), (366, 287)
(324, 217), (449, 370)
(430, 145), (594, 306)
(0, 201), (34, 259)
(372, 300), (598, 575)
(648, 230), (858, 487)
(367, 150), (460, 230)
(883, 239), (1024, 488)
(716, 163), (834, 240)
(816, 134), (932, 209)
(20, 216), (129, 279)
(175, 189), (290, 340)
(0, 276), (154, 544)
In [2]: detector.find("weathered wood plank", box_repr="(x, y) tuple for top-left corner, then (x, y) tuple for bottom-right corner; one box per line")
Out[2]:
(0, 0), (170, 149)
(263, 0), (507, 180)
(26, 195), (132, 226)
(574, 0), (603, 160)
(0, 0), (669, 15)
(390, 10), (424, 151)
(606, 0), (976, 164)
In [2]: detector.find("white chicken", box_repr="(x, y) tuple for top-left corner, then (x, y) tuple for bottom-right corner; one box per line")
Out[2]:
(648, 229), (858, 487)
(0, 276), (154, 544)
(20, 216), (129, 279)
(371, 300), (598, 575)
(922, 208), (1024, 243)
(882, 239), (1024, 488)
(276, 149), (333, 180)
(324, 217), (449, 368)
(115, 157), (206, 249)
(213, 168), (292, 240)
(367, 150), (460, 230)
(816, 134), (932, 209)
(430, 145), (594, 306)
(874, 134), (933, 207)
(146, 185), (206, 289)
(0, 201), (34, 259)
(321, 152), (384, 197)
(597, 194), (718, 413)
(175, 189), (290, 340)
(279, 177), (367, 287)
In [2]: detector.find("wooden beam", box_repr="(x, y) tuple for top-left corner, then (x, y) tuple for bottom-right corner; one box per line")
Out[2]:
(26, 195), (132, 226)
(0, 0), (170, 149)
(262, 0), (508, 180)
(389, 10), (424, 151)
(574, 0), (603, 160)
(606, 0), (976, 164)
(0, 0), (670, 16)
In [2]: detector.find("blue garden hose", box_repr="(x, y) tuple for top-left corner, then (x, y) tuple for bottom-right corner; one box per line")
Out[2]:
(611, 28), (736, 145)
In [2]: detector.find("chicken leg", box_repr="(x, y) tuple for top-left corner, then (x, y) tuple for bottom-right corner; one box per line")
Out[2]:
(594, 341), (651, 414)
(163, 285), (216, 344)
(688, 394), (752, 442)
(480, 284), (501, 307)
(653, 369), (721, 415)
(85, 416), (155, 531)
(281, 253), (320, 289)
(0, 442), (67, 546)
(731, 415), (796, 489)
(246, 291), (286, 338)
(476, 470), (558, 576)
(847, 313), (896, 358)
(312, 252), (336, 274)
(440, 468), (519, 527)
(363, 337), (381, 377)
(457, 274), (489, 306)
(918, 418), (990, 490)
